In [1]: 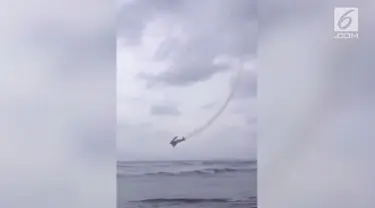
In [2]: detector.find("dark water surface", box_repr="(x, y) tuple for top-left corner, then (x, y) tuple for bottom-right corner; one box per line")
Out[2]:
(117, 160), (257, 208)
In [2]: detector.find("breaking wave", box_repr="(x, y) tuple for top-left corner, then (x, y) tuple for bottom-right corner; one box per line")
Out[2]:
(134, 198), (230, 203)
(130, 196), (257, 207)
(117, 167), (255, 177)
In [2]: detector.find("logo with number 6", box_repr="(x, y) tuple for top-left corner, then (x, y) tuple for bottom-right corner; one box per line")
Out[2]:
(334, 7), (358, 32)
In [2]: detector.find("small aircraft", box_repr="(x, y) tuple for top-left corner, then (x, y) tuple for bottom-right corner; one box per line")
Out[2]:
(169, 136), (186, 147)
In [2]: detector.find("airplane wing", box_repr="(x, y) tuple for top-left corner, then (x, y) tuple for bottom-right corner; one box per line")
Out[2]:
(170, 136), (178, 143)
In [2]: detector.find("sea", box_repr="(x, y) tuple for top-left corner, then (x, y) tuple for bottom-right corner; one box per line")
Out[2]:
(117, 160), (257, 208)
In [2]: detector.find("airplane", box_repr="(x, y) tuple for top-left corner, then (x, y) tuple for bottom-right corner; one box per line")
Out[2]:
(169, 136), (186, 147)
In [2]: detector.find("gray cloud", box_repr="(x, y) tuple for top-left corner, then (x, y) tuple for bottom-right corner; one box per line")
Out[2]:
(118, 122), (170, 141)
(118, 0), (257, 86)
(117, 0), (185, 45)
(117, 0), (257, 161)
(201, 102), (216, 110)
(150, 104), (181, 116)
(138, 59), (230, 87)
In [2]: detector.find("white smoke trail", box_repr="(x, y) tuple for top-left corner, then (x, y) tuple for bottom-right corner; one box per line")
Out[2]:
(185, 60), (244, 139)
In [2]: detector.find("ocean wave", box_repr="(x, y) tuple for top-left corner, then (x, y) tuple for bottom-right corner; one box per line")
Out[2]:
(201, 160), (256, 166)
(133, 198), (230, 203)
(117, 160), (256, 167)
(118, 167), (255, 177)
(130, 196), (257, 206)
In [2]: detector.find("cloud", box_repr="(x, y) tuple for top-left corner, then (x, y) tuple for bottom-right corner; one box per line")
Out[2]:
(118, 0), (257, 86)
(117, 0), (257, 161)
(201, 102), (216, 110)
(150, 104), (181, 116)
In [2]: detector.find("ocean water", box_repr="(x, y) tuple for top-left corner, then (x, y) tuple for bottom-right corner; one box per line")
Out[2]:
(117, 160), (257, 208)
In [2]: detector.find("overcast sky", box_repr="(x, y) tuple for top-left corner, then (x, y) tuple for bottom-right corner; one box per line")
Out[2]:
(0, 0), (114, 207)
(259, 0), (375, 208)
(117, 0), (257, 161)
(1, 0), (375, 207)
